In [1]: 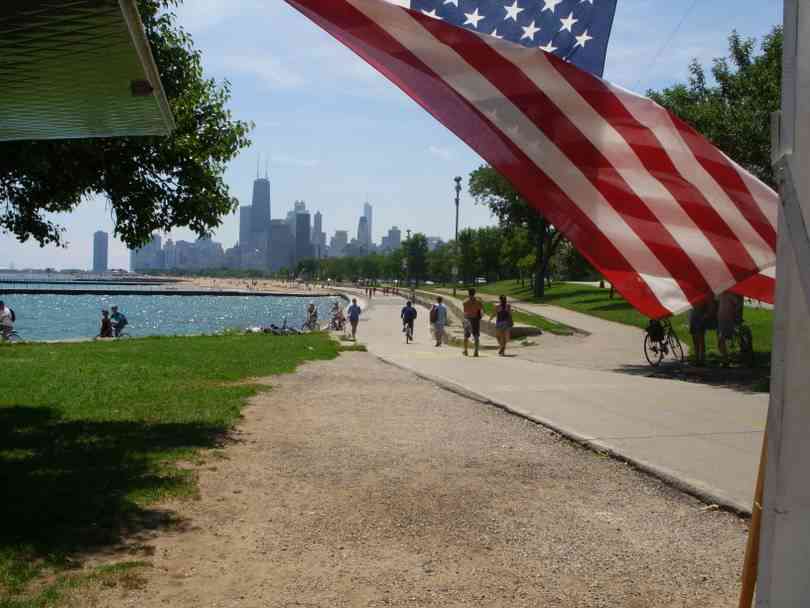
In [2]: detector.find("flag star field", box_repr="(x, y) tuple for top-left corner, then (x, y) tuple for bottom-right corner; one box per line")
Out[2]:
(410, 0), (617, 75)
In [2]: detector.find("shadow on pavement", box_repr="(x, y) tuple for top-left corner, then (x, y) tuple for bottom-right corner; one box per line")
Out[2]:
(0, 406), (225, 562)
(612, 362), (770, 394)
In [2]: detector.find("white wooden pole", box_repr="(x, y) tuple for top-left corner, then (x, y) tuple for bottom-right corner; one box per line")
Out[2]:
(756, 1), (810, 605)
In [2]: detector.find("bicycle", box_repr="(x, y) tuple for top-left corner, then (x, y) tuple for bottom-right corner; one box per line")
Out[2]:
(725, 318), (754, 366)
(644, 318), (685, 367)
(403, 321), (414, 344)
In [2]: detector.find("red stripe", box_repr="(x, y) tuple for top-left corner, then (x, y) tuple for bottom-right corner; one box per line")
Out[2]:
(731, 273), (775, 304)
(670, 117), (778, 251)
(416, 15), (709, 305)
(551, 61), (761, 284)
(285, 0), (671, 318)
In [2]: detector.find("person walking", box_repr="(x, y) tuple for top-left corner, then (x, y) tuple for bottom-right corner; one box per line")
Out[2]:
(430, 296), (448, 347)
(401, 301), (417, 343)
(489, 295), (513, 356)
(462, 288), (483, 357)
(347, 298), (362, 341)
(689, 295), (715, 367)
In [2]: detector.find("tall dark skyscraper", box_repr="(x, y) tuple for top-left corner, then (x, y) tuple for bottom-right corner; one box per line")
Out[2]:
(239, 205), (252, 249)
(295, 212), (313, 264)
(269, 219), (294, 272)
(93, 231), (108, 272)
(251, 175), (271, 252)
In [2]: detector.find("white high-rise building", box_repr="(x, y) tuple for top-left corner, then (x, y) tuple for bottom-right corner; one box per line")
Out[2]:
(363, 201), (373, 245)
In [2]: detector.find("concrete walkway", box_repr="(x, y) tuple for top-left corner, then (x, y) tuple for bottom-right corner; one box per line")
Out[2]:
(356, 295), (768, 514)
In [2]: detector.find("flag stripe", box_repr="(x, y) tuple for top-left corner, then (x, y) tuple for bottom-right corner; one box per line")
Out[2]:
(417, 19), (710, 305)
(547, 60), (761, 286)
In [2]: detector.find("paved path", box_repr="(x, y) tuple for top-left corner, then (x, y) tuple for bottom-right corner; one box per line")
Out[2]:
(357, 296), (768, 514)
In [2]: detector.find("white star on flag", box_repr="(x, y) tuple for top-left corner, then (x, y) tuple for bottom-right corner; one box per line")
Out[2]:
(503, 1), (524, 21)
(542, 0), (563, 13)
(559, 12), (578, 32)
(574, 29), (593, 47)
(464, 8), (485, 28)
(421, 8), (441, 19)
(521, 20), (541, 41)
(443, 0), (459, 5)
(539, 40), (558, 53)
(491, 28), (504, 39)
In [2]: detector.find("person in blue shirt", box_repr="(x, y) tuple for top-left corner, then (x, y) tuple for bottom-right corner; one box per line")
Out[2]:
(110, 306), (128, 337)
(347, 298), (362, 341)
(401, 301), (418, 343)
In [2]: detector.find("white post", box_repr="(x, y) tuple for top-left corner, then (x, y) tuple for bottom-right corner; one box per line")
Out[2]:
(756, 1), (810, 605)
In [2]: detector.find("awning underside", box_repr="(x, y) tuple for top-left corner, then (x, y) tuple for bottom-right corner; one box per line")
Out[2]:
(0, 0), (174, 141)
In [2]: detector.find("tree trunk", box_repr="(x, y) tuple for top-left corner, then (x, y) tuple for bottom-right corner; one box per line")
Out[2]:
(533, 223), (547, 298)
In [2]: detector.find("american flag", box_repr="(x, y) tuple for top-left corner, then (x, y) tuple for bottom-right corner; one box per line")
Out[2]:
(285, 0), (779, 318)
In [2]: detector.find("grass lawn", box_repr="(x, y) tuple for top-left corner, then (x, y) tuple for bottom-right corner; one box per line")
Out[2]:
(474, 280), (774, 367)
(0, 333), (338, 607)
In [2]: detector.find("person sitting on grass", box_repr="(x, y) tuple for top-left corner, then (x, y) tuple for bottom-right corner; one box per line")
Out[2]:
(110, 305), (128, 337)
(98, 309), (113, 339)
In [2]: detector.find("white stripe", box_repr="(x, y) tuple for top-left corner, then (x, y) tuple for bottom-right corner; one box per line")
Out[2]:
(720, 150), (780, 230)
(348, 0), (689, 312)
(386, 0), (411, 6)
(487, 39), (735, 293)
(610, 84), (776, 273)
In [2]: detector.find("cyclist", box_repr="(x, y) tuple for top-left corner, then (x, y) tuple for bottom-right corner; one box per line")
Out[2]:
(110, 305), (128, 337)
(0, 301), (15, 340)
(401, 301), (417, 343)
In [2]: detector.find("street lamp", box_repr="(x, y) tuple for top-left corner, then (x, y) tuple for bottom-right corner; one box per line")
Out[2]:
(453, 176), (462, 297)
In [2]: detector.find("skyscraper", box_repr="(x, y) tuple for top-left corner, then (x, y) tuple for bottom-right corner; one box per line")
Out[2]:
(388, 226), (401, 250)
(251, 174), (271, 252)
(312, 211), (326, 257)
(93, 231), (108, 272)
(295, 213), (313, 264)
(286, 200), (307, 234)
(363, 201), (373, 245)
(239, 205), (252, 249)
(269, 219), (295, 272)
(357, 216), (370, 250)
(330, 230), (348, 257)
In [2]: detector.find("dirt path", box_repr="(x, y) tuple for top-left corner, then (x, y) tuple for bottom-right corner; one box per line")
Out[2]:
(88, 352), (747, 607)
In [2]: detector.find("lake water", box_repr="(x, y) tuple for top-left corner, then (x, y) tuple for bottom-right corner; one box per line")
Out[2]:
(1, 292), (341, 342)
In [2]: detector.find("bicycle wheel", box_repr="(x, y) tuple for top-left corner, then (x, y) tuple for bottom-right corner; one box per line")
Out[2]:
(668, 331), (685, 362)
(644, 334), (664, 367)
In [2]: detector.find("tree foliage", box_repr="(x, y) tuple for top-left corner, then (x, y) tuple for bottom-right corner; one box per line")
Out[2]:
(649, 27), (782, 187)
(0, 0), (252, 247)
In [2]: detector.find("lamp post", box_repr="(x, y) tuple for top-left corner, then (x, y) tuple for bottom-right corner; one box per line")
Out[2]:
(453, 176), (462, 297)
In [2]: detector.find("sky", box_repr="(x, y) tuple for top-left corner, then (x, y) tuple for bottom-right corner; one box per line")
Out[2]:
(1, 0), (784, 270)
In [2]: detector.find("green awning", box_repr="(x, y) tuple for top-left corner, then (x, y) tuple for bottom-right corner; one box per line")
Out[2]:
(0, 0), (174, 141)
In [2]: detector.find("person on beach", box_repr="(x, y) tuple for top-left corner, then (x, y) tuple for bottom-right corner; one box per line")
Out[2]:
(0, 301), (15, 340)
(401, 301), (417, 343)
(98, 309), (113, 338)
(347, 298), (362, 341)
(689, 295), (715, 367)
(110, 305), (128, 337)
(430, 296), (448, 347)
(489, 295), (514, 356)
(462, 288), (483, 357)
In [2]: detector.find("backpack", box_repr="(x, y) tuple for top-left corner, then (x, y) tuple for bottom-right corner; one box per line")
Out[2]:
(429, 305), (438, 323)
